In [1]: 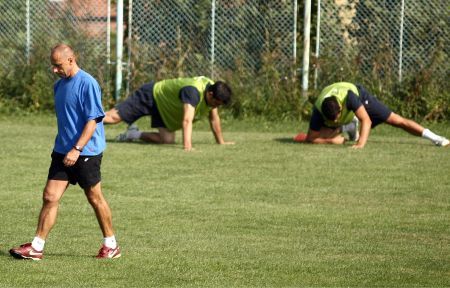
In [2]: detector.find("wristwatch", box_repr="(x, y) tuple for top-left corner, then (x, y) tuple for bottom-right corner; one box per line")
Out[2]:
(73, 145), (83, 152)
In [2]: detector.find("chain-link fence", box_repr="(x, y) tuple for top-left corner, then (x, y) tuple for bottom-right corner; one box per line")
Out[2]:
(1, 0), (447, 111)
(316, 0), (448, 83)
(0, 0), (110, 87)
(127, 0), (298, 92)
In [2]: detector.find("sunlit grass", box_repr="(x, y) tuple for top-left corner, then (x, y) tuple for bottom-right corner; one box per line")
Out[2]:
(0, 114), (449, 287)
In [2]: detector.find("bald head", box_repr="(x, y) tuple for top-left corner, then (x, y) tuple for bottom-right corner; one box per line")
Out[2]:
(50, 44), (79, 78)
(51, 44), (75, 59)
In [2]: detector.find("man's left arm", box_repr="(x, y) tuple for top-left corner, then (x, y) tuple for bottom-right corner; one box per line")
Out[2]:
(209, 108), (234, 145)
(346, 91), (372, 149)
(182, 103), (196, 151)
(63, 119), (98, 166)
(351, 106), (371, 149)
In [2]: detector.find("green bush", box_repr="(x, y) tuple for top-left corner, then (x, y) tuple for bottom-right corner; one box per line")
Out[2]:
(0, 45), (54, 113)
(1, 48), (448, 122)
(0, 10), (448, 122)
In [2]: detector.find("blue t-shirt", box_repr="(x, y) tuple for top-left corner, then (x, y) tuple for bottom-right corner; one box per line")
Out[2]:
(53, 69), (106, 156)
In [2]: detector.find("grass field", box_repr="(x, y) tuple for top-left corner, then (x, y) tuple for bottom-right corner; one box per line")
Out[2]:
(0, 114), (449, 287)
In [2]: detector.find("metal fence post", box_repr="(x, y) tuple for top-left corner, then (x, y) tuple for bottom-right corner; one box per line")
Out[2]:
(115, 0), (124, 102)
(26, 0), (31, 65)
(302, 0), (312, 98)
(398, 0), (405, 82)
(314, 0), (321, 89)
(210, 0), (216, 79)
(125, 0), (133, 98)
(293, 0), (298, 65)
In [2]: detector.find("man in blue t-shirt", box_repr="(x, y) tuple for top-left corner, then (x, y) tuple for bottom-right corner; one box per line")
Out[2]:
(10, 44), (121, 260)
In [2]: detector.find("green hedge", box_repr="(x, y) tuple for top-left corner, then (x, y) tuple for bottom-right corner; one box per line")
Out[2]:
(0, 49), (448, 122)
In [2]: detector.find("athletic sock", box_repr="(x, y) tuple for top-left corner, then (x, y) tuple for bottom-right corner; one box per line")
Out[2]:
(422, 128), (442, 143)
(341, 123), (354, 133)
(127, 130), (142, 140)
(104, 236), (117, 249)
(31, 236), (45, 251)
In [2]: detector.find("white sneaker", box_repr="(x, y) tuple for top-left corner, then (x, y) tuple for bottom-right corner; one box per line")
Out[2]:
(435, 137), (449, 147)
(343, 116), (360, 142)
(115, 124), (139, 142)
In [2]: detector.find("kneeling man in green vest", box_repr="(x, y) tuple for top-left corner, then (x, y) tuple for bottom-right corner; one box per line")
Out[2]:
(294, 82), (449, 149)
(104, 76), (234, 151)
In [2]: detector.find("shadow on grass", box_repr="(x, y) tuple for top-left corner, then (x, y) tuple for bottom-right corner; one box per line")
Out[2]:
(275, 136), (433, 148)
(273, 137), (300, 144)
(105, 138), (181, 149)
(0, 249), (11, 258)
(106, 139), (148, 145)
(368, 138), (431, 147)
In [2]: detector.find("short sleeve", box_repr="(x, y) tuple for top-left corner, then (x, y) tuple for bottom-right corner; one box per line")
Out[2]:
(179, 86), (200, 107)
(81, 80), (105, 122)
(346, 90), (363, 112)
(309, 107), (325, 131)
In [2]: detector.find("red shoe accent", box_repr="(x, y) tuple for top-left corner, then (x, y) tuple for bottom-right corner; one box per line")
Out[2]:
(96, 245), (121, 259)
(9, 243), (43, 260)
(293, 133), (307, 143)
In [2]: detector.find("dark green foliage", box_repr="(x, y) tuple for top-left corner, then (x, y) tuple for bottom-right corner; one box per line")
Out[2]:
(0, 0), (111, 113)
(0, 0), (448, 122)
(0, 45), (54, 112)
(1, 42), (447, 121)
(219, 51), (309, 122)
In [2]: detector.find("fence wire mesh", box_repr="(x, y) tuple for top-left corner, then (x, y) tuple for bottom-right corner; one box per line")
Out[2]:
(0, 0), (110, 87)
(128, 0), (297, 91)
(1, 0), (447, 102)
(317, 0), (448, 83)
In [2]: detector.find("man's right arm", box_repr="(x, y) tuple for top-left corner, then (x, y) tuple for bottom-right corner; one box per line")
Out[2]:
(179, 86), (200, 151)
(351, 106), (371, 149)
(306, 108), (345, 144)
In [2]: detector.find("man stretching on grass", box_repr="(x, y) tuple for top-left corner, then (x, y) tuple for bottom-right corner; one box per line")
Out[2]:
(9, 44), (120, 260)
(103, 77), (234, 151)
(294, 82), (449, 149)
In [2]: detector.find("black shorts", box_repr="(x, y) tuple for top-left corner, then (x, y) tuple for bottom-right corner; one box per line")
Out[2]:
(48, 152), (102, 189)
(116, 81), (166, 128)
(356, 85), (392, 128)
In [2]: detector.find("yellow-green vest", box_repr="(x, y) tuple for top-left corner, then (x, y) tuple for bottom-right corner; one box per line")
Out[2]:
(315, 82), (359, 127)
(153, 76), (213, 131)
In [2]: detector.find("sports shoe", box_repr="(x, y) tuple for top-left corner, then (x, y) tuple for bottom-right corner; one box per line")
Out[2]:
(115, 124), (139, 142)
(293, 132), (308, 143)
(434, 137), (449, 147)
(96, 245), (121, 259)
(9, 243), (43, 261)
(343, 116), (360, 141)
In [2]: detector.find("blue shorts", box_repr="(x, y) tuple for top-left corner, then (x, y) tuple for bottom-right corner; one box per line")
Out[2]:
(356, 85), (392, 128)
(116, 81), (166, 128)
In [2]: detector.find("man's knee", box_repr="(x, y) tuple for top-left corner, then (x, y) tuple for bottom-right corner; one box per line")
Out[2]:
(160, 134), (175, 144)
(158, 129), (175, 144)
(84, 183), (105, 205)
(42, 189), (60, 205)
(161, 139), (175, 144)
(386, 113), (406, 126)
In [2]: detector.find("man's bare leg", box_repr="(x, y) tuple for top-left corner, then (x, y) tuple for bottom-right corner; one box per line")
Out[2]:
(140, 128), (175, 144)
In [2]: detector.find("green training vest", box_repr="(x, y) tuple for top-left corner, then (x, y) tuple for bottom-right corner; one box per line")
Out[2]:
(153, 76), (214, 131)
(315, 82), (359, 127)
